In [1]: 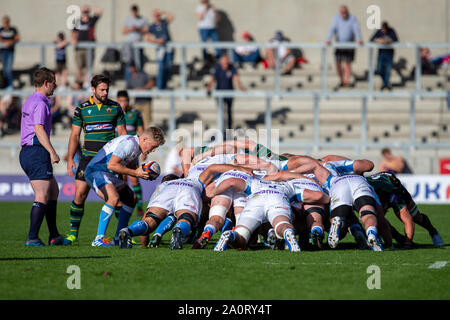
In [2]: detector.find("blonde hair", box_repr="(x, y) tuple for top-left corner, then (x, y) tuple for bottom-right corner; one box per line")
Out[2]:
(143, 126), (165, 145)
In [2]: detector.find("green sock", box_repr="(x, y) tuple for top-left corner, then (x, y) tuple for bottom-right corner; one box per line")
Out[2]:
(115, 207), (121, 219)
(69, 201), (84, 238)
(132, 184), (143, 209)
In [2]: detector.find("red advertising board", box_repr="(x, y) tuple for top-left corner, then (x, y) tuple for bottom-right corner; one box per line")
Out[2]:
(440, 158), (450, 174)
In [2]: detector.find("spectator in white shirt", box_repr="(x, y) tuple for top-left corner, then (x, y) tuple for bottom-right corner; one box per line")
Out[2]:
(196, 0), (221, 61)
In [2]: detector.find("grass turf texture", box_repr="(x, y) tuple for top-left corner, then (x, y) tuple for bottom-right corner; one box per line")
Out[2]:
(0, 202), (448, 300)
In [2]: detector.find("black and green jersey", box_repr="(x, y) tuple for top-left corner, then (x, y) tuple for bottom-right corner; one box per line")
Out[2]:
(73, 96), (126, 157)
(366, 171), (413, 211)
(123, 107), (144, 136)
(248, 143), (289, 161)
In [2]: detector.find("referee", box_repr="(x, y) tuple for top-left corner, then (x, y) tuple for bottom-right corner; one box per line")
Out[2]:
(19, 67), (69, 246)
(65, 74), (127, 245)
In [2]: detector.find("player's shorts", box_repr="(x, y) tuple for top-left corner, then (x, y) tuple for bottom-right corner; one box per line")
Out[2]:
(329, 175), (376, 211)
(19, 145), (53, 180)
(84, 169), (125, 194)
(237, 190), (292, 234)
(215, 169), (253, 194)
(215, 188), (248, 208)
(75, 155), (94, 182)
(147, 179), (203, 218)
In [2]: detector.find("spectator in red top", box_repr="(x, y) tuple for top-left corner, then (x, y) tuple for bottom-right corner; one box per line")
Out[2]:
(233, 31), (262, 68)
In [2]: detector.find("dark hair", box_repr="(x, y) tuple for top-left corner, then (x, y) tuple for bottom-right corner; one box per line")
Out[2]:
(162, 174), (180, 183)
(131, 5), (139, 11)
(381, 21), (390, 31)
(117, 90), (129, 99)
(91, 74), (110, 88)
(381, 148), (391, 155)
(33, 67), (55, 87)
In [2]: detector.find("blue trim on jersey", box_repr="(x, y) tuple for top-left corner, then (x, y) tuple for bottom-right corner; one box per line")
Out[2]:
(244, 185), (251, 195)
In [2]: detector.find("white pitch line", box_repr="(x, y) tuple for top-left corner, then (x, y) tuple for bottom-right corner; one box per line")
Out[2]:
(428, 261), (449, 269)
(262, 261), (426, 267)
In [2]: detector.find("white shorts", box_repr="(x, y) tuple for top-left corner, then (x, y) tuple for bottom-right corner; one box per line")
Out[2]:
(329, 175), (376, 211)
(215, 188), (248, 208)
(237, 191), (292, 234)
(147, 179), (203, 217)
(85, 170), (125, 194)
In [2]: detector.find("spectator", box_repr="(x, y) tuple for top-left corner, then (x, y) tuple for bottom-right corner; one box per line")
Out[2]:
(196, 0), (221, 63)
(0, 94), (22, 137)
(126, 64), (155, 127)
(410, 47), (439, 76)
(378, 148), (413, 174)
(122, 4), (148, 81)
(233, 31), (262, 68)
(146, 9), (175, 90)
(207, 55), (246, 130)
(370, 22), (398, 91)
(264, 31), (297, 75)
(66, 81), (88, 117)
(71, 5), (102, 85)
(0, 15), (20, 90)
(326, 5), (363, 88)
(54, 31), (69, 87)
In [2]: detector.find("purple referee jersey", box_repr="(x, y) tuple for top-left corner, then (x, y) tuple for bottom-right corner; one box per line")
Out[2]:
(20, 92), (52, 147)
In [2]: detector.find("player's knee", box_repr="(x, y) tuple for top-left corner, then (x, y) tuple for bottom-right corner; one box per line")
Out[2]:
(306, 206), (326, 222)
(119, 186), (136, 208)
(177, 212), (196, 226)
(235, 226), (251, 243)
(274, 221), (292, 239)
(354, 195), (376, 212)
(143, 211), (163, 229)
(209, 204), (228, 220)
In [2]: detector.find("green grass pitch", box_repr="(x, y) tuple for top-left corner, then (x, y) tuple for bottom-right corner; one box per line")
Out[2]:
(0, 202), (448, 300)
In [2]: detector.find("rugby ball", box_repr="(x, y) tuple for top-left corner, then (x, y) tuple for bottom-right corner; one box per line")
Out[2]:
(142, 161), (161, 180)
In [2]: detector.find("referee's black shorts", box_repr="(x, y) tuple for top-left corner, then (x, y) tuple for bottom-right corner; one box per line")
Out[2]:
(19, 145), (53, 180)
(75, 155), (94, 182)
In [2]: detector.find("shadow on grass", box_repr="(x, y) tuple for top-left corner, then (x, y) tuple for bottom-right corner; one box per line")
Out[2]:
(0, 256), (111, 261)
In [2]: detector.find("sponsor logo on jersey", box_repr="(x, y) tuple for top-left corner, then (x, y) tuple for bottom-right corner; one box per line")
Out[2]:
(86, 124), (114, 132)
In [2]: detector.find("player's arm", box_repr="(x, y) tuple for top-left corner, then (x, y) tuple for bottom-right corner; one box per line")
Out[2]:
(34, 124), (59, 164)
(353, 159), (374, 175)
(198, 164), (253, 188)
(301, 190), (330, 205)
(107, 155), (149, 179)
(180, 147), (194, 176)
(136, 111), (144, 135)
(66, 124), (82, 176)
(264, 171), (305, 182)
(321, 154), (351, 162)
(234, 154), (278, 174)
(192, 144), (236, 164)
(116, 107), (128, 136)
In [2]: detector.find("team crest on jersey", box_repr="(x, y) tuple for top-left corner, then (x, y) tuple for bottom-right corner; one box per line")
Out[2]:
(88, 110), (92, 114)
(106, 107), (112, 113)
(77, 170), (84, 178)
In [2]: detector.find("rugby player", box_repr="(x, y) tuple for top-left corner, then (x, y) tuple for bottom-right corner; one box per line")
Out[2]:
(367, 171), (444, 248)
(118, 154), (245, 249)
(285, 156), (385, 251)
(65, 74), (127, 245)
(212, 170), (330, 252)
(116, 90), (145, 216)
(84, 126), (165, 246)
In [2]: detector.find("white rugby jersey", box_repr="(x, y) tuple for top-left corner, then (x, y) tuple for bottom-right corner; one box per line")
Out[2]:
(86, 135), (141, 174)
(186, 154), (236, 181)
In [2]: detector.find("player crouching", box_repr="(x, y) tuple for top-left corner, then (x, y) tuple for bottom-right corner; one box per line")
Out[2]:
(84, 127), (165, 246)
